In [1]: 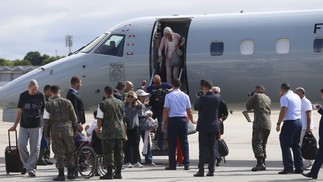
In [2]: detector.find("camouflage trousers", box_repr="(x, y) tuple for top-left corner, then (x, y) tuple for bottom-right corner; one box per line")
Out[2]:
(52, 136), (75, 169)
(102, 139), (124, 167)
(252, 128), (270, 158)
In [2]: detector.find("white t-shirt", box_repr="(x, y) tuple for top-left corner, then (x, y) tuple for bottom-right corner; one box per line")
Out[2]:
(300, 96), (314, 130)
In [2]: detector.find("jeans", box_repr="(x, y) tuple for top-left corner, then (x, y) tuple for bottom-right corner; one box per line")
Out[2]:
(140, 131), (153, 164)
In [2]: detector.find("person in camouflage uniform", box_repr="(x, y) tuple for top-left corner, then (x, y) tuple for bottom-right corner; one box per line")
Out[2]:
(246, 85), (271, 172)
(97, 85), (126, 179)
(43, 85), (78, 181)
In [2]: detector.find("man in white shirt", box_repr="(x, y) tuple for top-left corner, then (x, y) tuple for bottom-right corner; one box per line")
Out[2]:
(295, 87), (314, 169)
(276, 83), (304, 174)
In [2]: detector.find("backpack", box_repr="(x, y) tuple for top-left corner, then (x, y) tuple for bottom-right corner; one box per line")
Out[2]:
(301, 132), (318, 160)
(218, 139), (229, 163)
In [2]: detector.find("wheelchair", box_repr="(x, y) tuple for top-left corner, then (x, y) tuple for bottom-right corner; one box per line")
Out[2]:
(74, 141), (98, 179)
(91, 131), (106, 176)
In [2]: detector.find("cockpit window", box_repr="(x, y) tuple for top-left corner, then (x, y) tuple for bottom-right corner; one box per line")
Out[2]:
(95, 34), (125, 57)
(80, 33), (108, 53)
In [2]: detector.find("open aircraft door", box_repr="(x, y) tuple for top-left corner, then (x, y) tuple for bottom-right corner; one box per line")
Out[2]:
(149, 18), (192, 94)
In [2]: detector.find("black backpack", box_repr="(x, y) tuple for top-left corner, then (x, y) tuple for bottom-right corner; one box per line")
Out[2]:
(301, 132), (318, 160)
(218, 139), (229, 163)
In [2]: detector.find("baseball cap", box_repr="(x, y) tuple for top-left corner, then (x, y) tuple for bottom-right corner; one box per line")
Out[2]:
(136, 89), (149, 97)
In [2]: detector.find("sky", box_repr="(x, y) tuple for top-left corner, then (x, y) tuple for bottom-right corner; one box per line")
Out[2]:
(1, 0), (323, 60)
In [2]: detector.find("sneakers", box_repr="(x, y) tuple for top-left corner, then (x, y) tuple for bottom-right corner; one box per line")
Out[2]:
(304, 163), (313, 170)
(28, 171), (36, 177)
(123, 162), (133, 168)
(122, 162), (143, 168)
(134, 162), (143, 168)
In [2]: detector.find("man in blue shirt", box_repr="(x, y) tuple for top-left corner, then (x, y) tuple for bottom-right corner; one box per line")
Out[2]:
(163, 78), (194, 170)
(276, 83), (303, 174)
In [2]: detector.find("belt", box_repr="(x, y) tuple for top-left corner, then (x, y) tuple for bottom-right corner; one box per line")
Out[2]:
(169, 116), (186, 119)
(283, 119), (300, 122)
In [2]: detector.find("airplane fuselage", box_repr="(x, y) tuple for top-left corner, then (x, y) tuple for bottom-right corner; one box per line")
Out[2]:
(1, 10), (323, 117)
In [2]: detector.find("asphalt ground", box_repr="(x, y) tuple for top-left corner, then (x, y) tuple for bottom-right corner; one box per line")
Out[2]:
(0, 109), (322, 182)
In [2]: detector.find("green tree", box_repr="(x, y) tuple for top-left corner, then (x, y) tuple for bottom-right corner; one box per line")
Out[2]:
(42, 56), (64, 65)
(0, 58), (13, 66)
(24, 51), (43, 65)
(12, 59), (31, 66)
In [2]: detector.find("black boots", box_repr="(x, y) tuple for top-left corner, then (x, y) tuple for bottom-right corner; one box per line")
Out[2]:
(113, 166), (122, 179)
(53, 169), (65, 181)
(251, 157), (266, 171)
(100, 167), (113, 179)
(67, 167), (76, 179)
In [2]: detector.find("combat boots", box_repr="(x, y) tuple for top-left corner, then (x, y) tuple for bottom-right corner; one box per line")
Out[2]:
(251, 157), (266, 171)
(53, 168), (65, 181)
(113, 166), (122, 179)
(100, 166), (113, 179)
(67, 167), (76, 179)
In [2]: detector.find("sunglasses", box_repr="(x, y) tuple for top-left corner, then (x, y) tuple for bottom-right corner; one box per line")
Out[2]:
(127, 95), (134, 98)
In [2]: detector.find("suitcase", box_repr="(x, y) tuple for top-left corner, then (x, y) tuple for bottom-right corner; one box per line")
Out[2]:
(5, 130), (23, 174)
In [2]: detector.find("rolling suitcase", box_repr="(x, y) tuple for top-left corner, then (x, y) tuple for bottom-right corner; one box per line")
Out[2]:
(5, 130), (23, 174)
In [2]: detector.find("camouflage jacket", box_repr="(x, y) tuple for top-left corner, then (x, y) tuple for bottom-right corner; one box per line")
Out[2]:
(246, 93), (272, 130)
(100, 96), (126, 140)
(44, 96), (78, 139)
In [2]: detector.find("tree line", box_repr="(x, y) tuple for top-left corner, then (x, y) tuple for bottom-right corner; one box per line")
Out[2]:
(0, 51), (64, 67)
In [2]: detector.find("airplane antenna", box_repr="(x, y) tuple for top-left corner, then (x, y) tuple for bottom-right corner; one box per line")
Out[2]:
(65, 35), (73, 55)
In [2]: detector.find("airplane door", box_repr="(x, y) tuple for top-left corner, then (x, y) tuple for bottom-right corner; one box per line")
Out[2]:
(150, 18), (191, 93)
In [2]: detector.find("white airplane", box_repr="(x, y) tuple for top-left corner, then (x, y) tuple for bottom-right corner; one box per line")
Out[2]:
(1, 9), (323, 121)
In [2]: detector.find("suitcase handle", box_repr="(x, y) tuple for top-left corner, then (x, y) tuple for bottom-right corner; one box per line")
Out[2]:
(8, 130), (18, 151)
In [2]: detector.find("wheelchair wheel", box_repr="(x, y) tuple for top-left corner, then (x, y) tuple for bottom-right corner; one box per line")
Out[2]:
(76, 146), (97, 179)
(97, 155), (107, 176)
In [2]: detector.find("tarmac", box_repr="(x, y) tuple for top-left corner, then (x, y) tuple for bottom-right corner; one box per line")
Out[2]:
(0, 108), (322, 182)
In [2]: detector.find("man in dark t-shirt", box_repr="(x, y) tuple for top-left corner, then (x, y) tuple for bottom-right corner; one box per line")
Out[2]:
(147, 75), (172, 151)
(9, 79), (45, 177)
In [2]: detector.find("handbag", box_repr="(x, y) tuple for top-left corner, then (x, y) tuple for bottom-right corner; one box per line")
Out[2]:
(187, 120), (196, 135)
(176, 35), (184, 56)
(176, 48), (183, 56)
(171, 53), (182, 67)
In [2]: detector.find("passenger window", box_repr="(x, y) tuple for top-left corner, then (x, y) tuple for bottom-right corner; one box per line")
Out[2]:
(210, 42), (224, 56)
(95, 35), (125, 57)
(314, 38), (323, 53)
(240, 40), (254, 55)
(276, 39), (290, 54)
